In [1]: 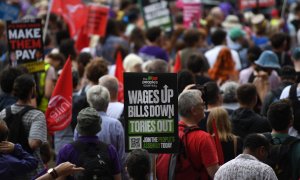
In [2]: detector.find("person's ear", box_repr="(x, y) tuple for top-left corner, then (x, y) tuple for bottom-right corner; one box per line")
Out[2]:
(258, 146), (268, 160)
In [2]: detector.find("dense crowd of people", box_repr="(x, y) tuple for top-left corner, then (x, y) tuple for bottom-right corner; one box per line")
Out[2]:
(0, 0), (300, 179)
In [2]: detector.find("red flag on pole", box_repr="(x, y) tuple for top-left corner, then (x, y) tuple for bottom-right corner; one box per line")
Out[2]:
(114, 51), (124, 102)
(173, 52), (182, 73)
(212, 119), (224, 165)
(115, 51), (124, 83)
(51, 0), (88, 37)
(46, 57), (73, 135)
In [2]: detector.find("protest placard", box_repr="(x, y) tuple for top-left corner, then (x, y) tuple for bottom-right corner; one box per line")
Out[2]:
(124, 73), (178, 153)
(182, 0), (202, 28)
(84, 4), (109, 36)
(139, 0), (173, 32)
(0, 2), (19, 21)
(239, 0), (275, 10)
(7, 19), (44, 73)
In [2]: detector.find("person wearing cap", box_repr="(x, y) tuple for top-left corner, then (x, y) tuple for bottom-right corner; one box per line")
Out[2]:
(57, 107), (122, 180)
(252, 50), (281, 102)
(251, 14), (270, 49)
(239, 47), (281, 91)
(228, 27), (249, 69)
(74, 85), (126, 176)
(222, 15), (242, 32)
(261, 66), (297, 117)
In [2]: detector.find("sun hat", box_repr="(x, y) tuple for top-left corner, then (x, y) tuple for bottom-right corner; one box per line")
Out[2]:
(254, 50), (281, 69)
(76, 107), (101, 136)
(222, 15), (242, 30)
(251, 14), (265, 25)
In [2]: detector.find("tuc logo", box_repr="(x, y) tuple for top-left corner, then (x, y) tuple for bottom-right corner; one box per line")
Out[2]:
(48, 95), (72, 125)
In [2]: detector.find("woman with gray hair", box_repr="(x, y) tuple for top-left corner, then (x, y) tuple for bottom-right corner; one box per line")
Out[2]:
(220, 81), (239, 111)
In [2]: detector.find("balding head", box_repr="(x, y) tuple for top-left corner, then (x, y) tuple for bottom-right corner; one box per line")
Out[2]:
(99, 75), (119, 101)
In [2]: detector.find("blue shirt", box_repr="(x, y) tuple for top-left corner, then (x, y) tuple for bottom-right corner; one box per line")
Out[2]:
(0, 144), (38, 180)
(57, 136), (121, 175)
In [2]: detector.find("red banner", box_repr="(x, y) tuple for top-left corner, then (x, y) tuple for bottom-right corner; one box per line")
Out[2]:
(51, 0), (88, 37)
(239, 0), (275, 10)
(46, 57), (73, 134)
(84, 5), (109, 36)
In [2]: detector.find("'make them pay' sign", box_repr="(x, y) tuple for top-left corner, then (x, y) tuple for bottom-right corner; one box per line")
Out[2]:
(7, 19), (44, 73)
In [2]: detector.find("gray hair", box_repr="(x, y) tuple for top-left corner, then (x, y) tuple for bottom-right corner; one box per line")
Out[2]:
(143, 59), (169, 73)
(99, 75), (119, 99)
(86, 85), (110, 112)
(178, 90), (202, 118)
(220, 81), (239, 103)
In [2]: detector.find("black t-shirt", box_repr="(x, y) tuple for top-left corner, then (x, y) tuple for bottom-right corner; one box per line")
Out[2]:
(195, 75), (212, 86)
(221, 137), (243, 163)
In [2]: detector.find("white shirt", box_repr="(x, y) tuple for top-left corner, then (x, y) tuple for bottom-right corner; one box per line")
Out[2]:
(107, 102), (124, 119)
(205, 45), (241, 70)
(280, 84), (300, 100)
(214, 154), (278, 180)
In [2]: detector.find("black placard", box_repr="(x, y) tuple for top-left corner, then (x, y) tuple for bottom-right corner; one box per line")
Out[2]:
(124, 73), (178, 153)
(7, 19), (44, 73)
(139, 0), (173, 32)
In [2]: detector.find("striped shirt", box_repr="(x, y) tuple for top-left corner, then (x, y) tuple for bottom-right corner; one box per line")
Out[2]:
(0, 104), (47, 180)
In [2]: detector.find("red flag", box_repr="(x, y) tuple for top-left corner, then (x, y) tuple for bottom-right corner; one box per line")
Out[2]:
(173, 52), (182, 73)
(51, 0), (88, 37)
(212, 119), (224, 165)
(84, 5), (109, 36)
(46, 57), (73, 135)
(115, 51), (124, 102)
(75, 28), (90, 52)
(115, 51), (124, 83)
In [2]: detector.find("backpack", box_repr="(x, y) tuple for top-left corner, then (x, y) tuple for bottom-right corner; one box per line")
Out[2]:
(156, 124), (202, 180)
(288, 83), (300, 132)
(71, 141), (114, 180)
(3, 106), (34, 153)
(263, 133), (300, 180)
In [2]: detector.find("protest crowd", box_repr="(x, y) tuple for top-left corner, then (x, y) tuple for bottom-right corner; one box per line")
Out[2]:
(1, 0), (300, 179)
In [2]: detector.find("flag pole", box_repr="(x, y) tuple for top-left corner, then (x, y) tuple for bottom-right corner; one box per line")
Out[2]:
(281, 0), (288, 18)
(43, 0), (53, 43)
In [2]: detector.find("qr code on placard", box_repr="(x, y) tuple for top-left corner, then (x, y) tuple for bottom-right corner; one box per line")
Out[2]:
(129, 136), (142, 150)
